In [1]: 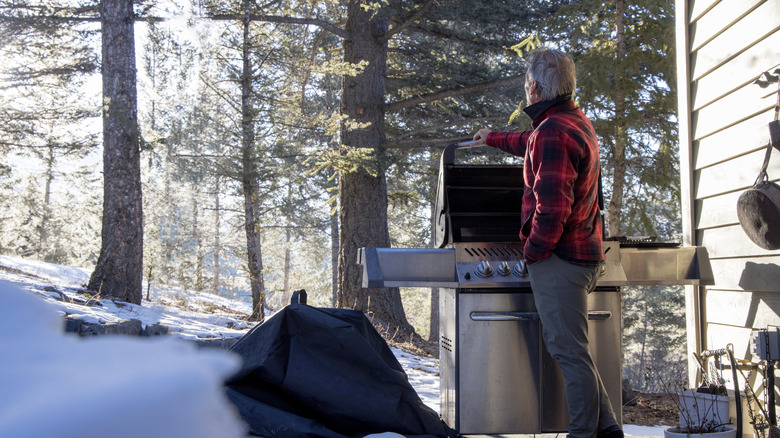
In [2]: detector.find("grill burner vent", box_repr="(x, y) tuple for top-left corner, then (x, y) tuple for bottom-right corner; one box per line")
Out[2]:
(441, 336), (453, 353)
(461, 245), (523, 259)
(454, 242), (524, 265)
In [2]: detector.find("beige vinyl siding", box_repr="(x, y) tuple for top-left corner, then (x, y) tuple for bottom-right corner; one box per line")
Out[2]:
(678, 0), (780, 407)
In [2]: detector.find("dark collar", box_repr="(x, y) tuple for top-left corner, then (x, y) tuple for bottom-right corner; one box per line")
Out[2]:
(522, 94), (573, 122)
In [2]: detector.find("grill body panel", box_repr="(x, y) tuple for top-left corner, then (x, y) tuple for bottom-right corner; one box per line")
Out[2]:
(441, 287), (621, 434)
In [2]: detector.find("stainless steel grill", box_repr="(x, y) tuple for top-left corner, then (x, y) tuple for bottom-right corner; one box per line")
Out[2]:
(358, 143), (714, 435)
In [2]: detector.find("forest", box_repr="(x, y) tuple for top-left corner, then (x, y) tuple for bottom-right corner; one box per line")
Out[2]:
(0, 0), (686, 391)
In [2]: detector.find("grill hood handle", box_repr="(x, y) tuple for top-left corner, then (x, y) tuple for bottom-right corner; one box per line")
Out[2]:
(441, 141), (484, 165)
(456, 140), (484, 148)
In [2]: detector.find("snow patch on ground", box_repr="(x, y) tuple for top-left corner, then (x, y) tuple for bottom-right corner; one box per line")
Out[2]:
(0, 280), (246, 438)
(0, 255), (666, 437)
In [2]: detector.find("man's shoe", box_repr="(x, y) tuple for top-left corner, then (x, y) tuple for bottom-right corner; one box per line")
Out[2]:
(597, 425), (624, 438)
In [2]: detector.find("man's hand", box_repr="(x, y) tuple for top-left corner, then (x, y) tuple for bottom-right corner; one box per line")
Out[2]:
(472, 128), (491, 146)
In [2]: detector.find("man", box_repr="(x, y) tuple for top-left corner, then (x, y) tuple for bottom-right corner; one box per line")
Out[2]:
(471, 48), (623, 438)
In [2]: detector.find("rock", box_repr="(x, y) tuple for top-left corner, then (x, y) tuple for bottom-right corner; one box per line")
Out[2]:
(60, 317), (239, 350)
(142, 323), (170, 337)
(193, 337), (238, 350)
(80, 319), (143, 336)
(64, 316), (82, 334)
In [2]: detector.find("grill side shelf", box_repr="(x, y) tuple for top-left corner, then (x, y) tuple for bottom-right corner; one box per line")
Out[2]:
(357, 243), (714, 289)
(357, 247), (459, 288)
(358, 247), (384, 289)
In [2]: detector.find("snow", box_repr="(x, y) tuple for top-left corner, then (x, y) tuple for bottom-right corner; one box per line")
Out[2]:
(0, 278), (245, 438)
(0, 255), (666, 437)
(625, 425), (667, 437)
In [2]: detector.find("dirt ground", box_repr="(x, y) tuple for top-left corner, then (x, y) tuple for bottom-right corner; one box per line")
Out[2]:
(623, 392), (678, 427)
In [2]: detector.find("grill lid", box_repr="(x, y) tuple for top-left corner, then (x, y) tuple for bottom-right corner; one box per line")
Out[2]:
(434, 143), (524, 248)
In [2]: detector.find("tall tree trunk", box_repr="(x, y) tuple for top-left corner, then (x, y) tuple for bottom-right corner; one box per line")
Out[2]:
(329, 168), (339, 307)
(162, 173), (172, 284)
(213, 175), (221, 295)
(283, 183), (293, 306)
(87, 0), (143, 304)
(146, 263), (153, 301)
(240, 4), (265, 321)
(39, 144), (54, 261)
(193, 197), (203, 292)
(638, 298), (649, 388)
(337, 0), (414, 338)
(607, 0), (627, 238)
(330, 200), (339, 307)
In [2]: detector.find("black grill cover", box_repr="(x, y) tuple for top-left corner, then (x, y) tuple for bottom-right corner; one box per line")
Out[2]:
(225, 291), (454, 438)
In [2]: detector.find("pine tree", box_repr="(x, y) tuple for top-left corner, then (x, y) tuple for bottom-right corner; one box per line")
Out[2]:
(0, 0), (102, 266)
(623, 285), (687, 391)
(380, 0), (569, 338)
(541, 0), (680, 238)
(87, 0), (143, 303)
(198, 0), (578, 337)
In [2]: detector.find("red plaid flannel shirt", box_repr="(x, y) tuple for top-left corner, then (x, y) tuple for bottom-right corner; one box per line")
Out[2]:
(486, 100), (604, 265)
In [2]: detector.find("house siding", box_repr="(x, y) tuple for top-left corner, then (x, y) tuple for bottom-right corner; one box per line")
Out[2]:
(677, 0), (780, 435)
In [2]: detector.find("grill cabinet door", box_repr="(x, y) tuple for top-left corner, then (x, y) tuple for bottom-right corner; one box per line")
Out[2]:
(441, 288), (622, 435)
(457, 291), (565, 434)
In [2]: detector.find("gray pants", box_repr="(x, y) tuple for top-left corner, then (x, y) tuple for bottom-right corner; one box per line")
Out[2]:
(527, 253), (618, 438)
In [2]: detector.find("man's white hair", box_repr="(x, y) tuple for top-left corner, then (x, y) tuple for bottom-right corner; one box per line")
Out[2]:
(526, 49), (577, 101)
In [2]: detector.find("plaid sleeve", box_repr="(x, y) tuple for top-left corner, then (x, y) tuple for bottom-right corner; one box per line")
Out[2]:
(486, 130), (531, 157)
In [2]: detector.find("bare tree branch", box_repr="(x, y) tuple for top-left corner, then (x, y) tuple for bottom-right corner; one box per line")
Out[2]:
(209, 14), (348, 39)
(381, 0), (435, 42)
(384, 137), (472, 150)
(0, 13), (168, 23)
(388, 116), (511, 140)
(385, 75), (524, 112)
(199, 74), (242, 114)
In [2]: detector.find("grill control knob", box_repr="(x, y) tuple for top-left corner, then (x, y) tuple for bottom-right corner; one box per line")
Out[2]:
(512, 261), (528, 277)
(497, 261), (511, 276)
(475, 260), (493, 278)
